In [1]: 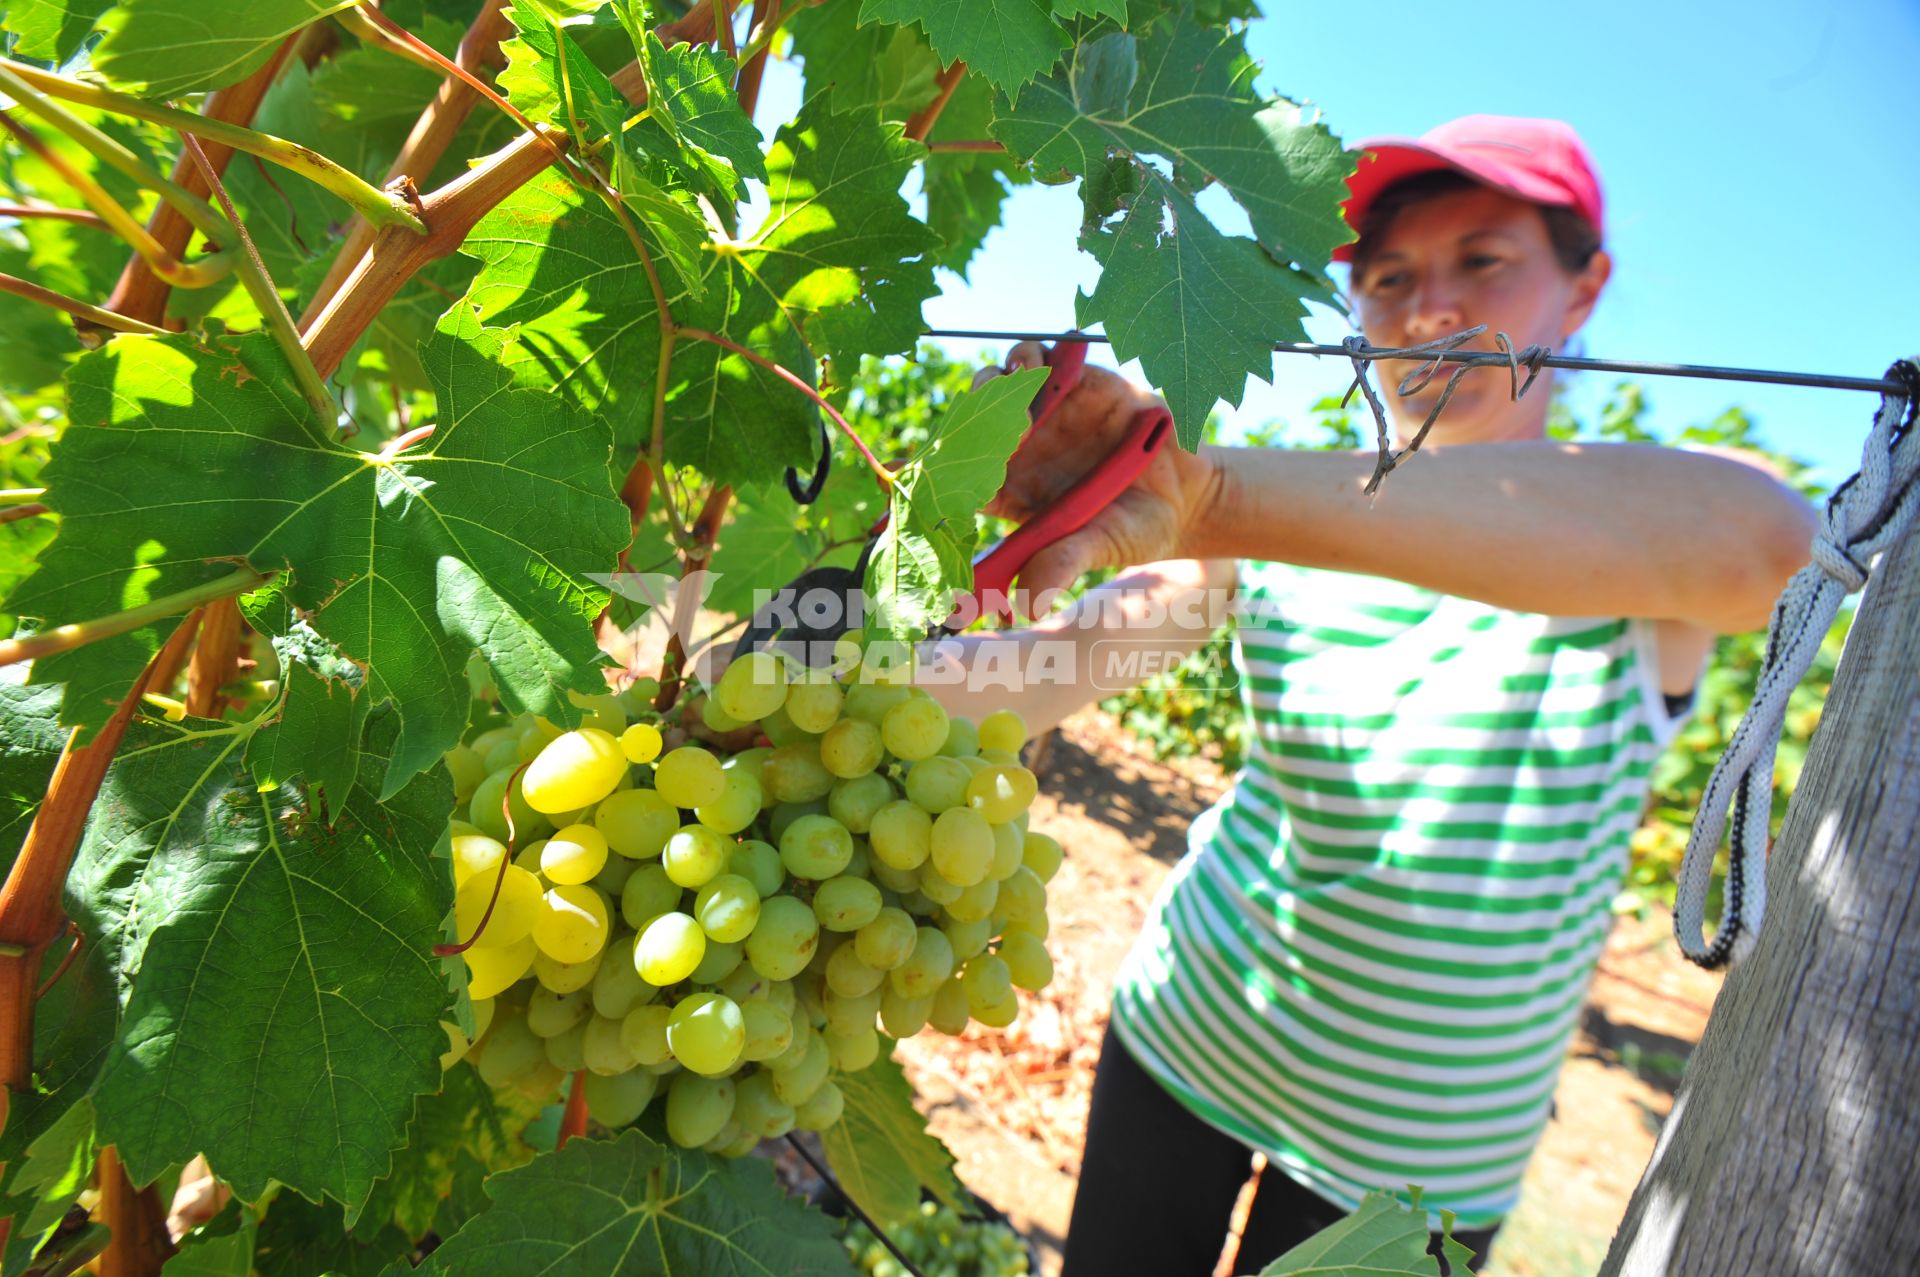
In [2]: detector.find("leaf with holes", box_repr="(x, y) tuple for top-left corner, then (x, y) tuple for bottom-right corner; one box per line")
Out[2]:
(7, 311), (629, 793)
(73, 709), (453, 1216)
(414, 1128), (857, 1275)
(91, 0), (359, 98)
(822, 1051), (967, 1227)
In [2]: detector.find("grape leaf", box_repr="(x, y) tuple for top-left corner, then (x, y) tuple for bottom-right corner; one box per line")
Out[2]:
(1, 662), (64, 869)
(987, 19), (1355, 266)
(91, 0), (360, 98)
(637, 33), (769, 191)
(822, 1052), (967, 1227)
(76, 709), (454, 1215)
(858, 0), (1070, 97)
(786, 2), (943, 118)
(863, 367), (1046, 644)
(254, 1192), (411, 1277)
(498, 4), (631, 140)
(7, 313), (629, 793)
(354, 1062), (535, 1240)
(162, 1199), (259, 1277)
(1074, 168), (1315, 446)
(1257, 1190), (1464, 1276)
(414, 1128), (858, 1275)
(247, 655), (367, 806)
(0, 0), (113, 64)
(0, 1098), (96, 1258)
(1052, 0), (1128, 23)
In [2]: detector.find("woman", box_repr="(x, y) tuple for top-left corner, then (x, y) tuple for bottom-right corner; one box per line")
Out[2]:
(935, 115), (1816, 1274)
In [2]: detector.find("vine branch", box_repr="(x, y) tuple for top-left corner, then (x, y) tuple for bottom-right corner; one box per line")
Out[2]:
(0, 271), (170, 338)
(905, 61), (968, 143)
(0, 568), (271, 669)
(0, 201), (107, 228)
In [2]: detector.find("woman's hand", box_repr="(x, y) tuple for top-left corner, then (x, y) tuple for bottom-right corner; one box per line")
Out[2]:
(974, 343), (1223, 617)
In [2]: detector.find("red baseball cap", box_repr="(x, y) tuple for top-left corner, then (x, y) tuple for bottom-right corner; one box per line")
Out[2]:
(1332, 115), (1605, 263)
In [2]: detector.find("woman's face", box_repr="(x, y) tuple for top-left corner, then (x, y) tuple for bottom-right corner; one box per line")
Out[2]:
(1350, 185), (1610, 445)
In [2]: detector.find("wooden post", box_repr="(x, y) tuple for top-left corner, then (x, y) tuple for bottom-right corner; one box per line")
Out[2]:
(1598, 520), (1920, 1275)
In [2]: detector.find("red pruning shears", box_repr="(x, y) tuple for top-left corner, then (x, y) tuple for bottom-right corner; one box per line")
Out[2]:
(732, 337), (1171, 663)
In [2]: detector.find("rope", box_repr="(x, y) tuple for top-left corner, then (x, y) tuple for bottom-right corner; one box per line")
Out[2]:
(1674, 357), (1920, 968)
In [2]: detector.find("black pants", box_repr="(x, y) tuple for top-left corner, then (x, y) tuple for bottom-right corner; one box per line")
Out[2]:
(1062, 1030), (1500, 1276)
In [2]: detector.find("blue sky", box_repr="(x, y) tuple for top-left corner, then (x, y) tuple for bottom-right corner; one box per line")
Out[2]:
(757, 0), (1920, 486)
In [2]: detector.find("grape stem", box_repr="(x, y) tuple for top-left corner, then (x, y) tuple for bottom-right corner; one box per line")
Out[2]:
(674, 326), (895, 492)
(0, 567), (272, 670)
(0, 201), (108, 228)
(0, 270), (170, 337)
(558, 1071), (591, 1148)
(0, 56), (428, 234)
(904, 62), (968, 144)
(431, 762), (530, 957)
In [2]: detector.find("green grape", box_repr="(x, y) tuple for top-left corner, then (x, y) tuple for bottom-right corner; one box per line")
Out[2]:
(762, 974), (798, 1015)
(760, 703), (812, 747)
(689, 938), (743, 985)
(784, 674), (844, 733)
(700, 692), (745, 735)
(514, 839), (548, 877)
(768, 798), (829, 844)
(828, 772), (894, 834)
(621, 676), (662, 713)
(917, 865), (964, 906)
(793, 969), (829, 1028)
(696, 766), (762, 834)
(988, 821), (1025, 881)
(516, 1060), (568, 1102)
(769, 1028), (830, 1105)
(527, 984), (593, 1038)
(655, 746), (727, 808)
(694, 873), (762, 943)
(940, 915), (993, 962)
(469, 725), (514, 758)
(740, 998), (794, 1062)
(824, 985), (881, 1036)
(487, 734), (523, 772)
(745, 896), (820, 980)
(450, 833), (508, 888)
(717, 964), (775, 1006)
(544, 1019), (589, 1072)
(843, 681), (911, 726)
(732, 1069), (797, 1139)
(591, 936), (656, 1019)
(943, 877), (999, 924)
(620, 1004), (673, 1066)
(666, 1071), (737, 1148)
(999, 930), (1053, 991)
(717, 650), (790, 722)
(928, 976), (971, 1035)
(962, 954), (1014, 1013)
(668, 992), (746, 1075)
(998, 865), (1047, 927)
(584, 1067), (658, 1128)
(825, 942), (885, 998)
(793, 1078), (845, 1132)
(843, 840), (873, 880)
(594, 788), (680, 859)
(854, 907), (918, 971)
(712, 1125), (763, 1159)
(765, 1020), (814, 1072)
(881, 984), (933, 1036)
(869, 857), (919, 895)
(978, 709), (1027, 754)
(972, 992), (1018, 1029)
(763, 742), (835, 801)
(869, 800), (932, 871)
(967, 764), (1038, 824)
(662, 824), (730, 889)
(540, 823), (609, 885)
(727, 839), (786, 898)
(1003, 912), (1049, 941)
(592, 851), (636, 896)
(903, 756), (971, 813)
(619, 863), (684, 930)
(813, 875), (883, 932)
(569, 690), (628, 736)
(464, 935), (536, 1000)
(779, 814), (854, 880)
(532, 884), (610, 963)
(937, 716), (981, 759)
(635, 911), (706, 986)
(620, 721), (664, 765)
(533, 945), (603, 994)
(444, 745), (488, 801)
(583, 1013), (639, 1075)
(468, 767), (551, 844)
(881, 694), (949, 762)
(930, 808), (994, 887)
(453, 864), (543, 949)
(474, 1008), (543, 1087)
(1021, 830), (1063, 883)
(820, 718), (884, 778)
(522, 729), (627, 814)
(899, 889), (939, 917)
(888, 926), (955, 999)
(823, 1023), (879, 1071)
(979, 748), (1022, 768)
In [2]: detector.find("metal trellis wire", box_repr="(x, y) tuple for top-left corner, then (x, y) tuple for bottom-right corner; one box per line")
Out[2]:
(783, 1132), (934, 1277)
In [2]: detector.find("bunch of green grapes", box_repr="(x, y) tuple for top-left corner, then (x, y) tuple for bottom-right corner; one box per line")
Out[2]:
(435, 653), (1063, 1156)
(842, 1200), (1033, 1277)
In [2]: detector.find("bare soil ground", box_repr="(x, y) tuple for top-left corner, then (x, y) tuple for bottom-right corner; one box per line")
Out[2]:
(896, 707), (1725, 1277)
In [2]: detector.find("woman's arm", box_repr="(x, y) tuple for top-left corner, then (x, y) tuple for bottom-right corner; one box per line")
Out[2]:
(1180, 440), (1816, 634)
(917, 558), (1234, 736)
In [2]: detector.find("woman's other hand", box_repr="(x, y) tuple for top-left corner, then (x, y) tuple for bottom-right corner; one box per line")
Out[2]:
(973, 343), (1223, 617)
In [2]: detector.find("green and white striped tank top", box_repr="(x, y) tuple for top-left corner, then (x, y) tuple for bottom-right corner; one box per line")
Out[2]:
(1109, 559), (1684, 1228)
